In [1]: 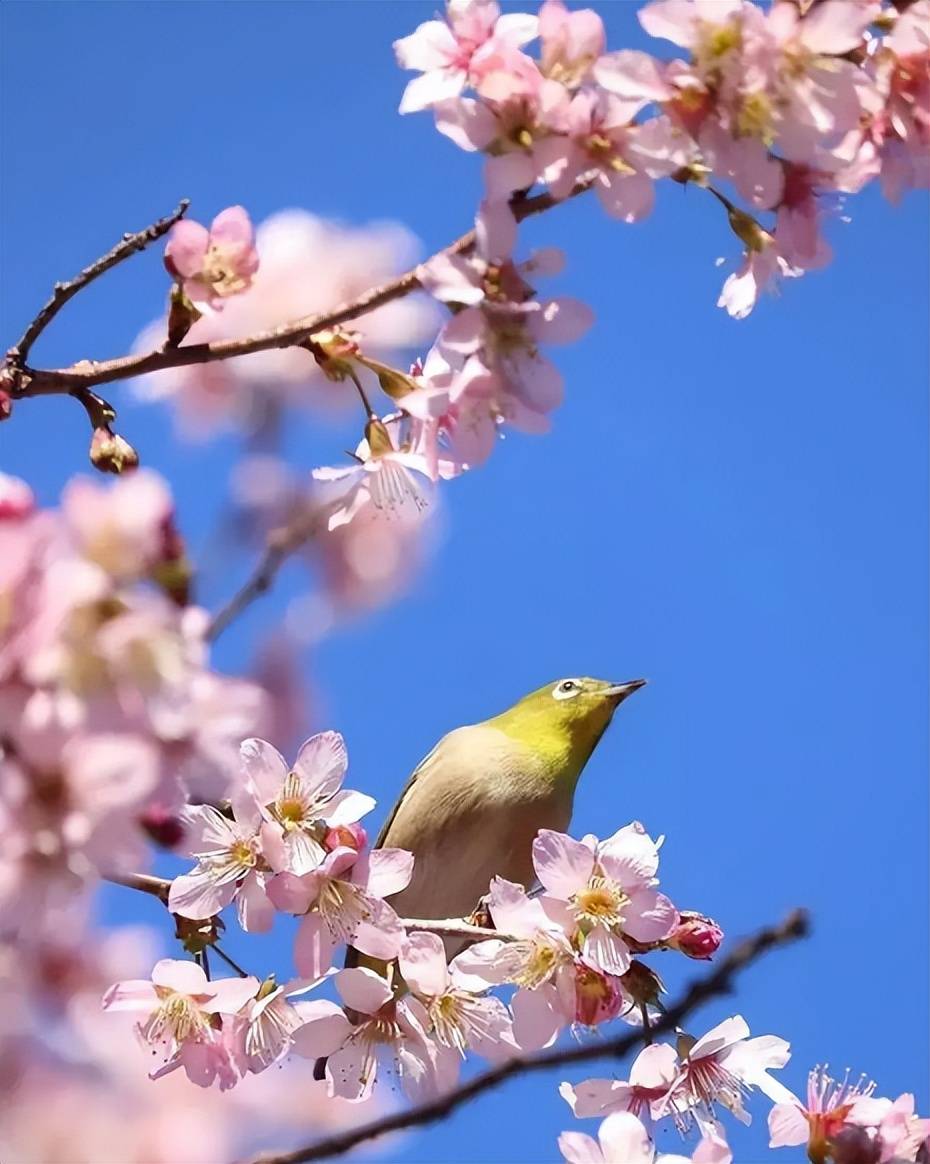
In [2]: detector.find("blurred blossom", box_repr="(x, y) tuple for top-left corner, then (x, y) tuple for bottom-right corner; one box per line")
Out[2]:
(135, 210), (438, 438)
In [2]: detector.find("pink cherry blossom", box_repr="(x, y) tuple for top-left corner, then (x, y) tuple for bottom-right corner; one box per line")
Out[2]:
(268, 845), (413, 976)
(136, 210), (436, 439)
(538, 0), (605, 88)
(310, 966), (454, 1102)
(235, 977), (330, 1074)
(394, 0), (538, 114)
(0, 472), (34, 519)
(532, 824), (678, 977)
(560, 1044), (680, 1127)
(559, 1110), (730, 1164)
(237, 732), (371, 875)
(872, 1093), (930, 1163)
(103, 958), (259, 1087)
(717, 232), (802, 320)
(767, 1064), (896, 1155)
(164, 206), (259, 310)
(399, 931), (515, 1061)
(167, 798), (276, 932)
(663, 1015), (791, 1131)
(313, 419), (434, 532)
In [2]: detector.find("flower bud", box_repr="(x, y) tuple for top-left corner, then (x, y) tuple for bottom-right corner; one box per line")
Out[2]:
(303, 329), (360, 382)
(139, 803), (186, 850)
(166, 283), (202, 348)
(89, 427), (139, 474)
(667, 911), (724, 960)
(620, 959), (665, 1009)
(574, 962), (622, 1027)
(0, 472), (35, 519)
(324, 822), (367, 853)
(0, 388), (12, 422)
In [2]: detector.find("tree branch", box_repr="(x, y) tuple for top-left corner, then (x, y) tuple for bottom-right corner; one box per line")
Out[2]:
(104, 870), (171, 902)
(6, 200), (189, 368)
(12, 179), (595, 399)
(245, 909), (810, 1164)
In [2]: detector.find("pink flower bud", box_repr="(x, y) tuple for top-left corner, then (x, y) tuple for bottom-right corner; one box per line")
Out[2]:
(324, 822), (367, 853)
(573, 962), (622, 1027)
(668, 911), (724, 960)
(89, 427), (139, 474)
(0, 388), (12, 421)
(139, 803), (185, 849)
(0, 472), (35, 519)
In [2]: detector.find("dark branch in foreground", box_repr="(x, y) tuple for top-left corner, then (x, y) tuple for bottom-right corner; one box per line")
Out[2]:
(6, 200), (189, 368)
(10, 180), (595, 399)
(245, 909), (810, 1164)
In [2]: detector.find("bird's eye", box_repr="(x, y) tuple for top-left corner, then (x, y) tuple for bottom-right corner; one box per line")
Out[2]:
(553, 679), (582, 701)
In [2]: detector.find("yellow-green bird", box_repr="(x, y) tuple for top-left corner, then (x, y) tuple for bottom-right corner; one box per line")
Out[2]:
(369, 675), (646, 951)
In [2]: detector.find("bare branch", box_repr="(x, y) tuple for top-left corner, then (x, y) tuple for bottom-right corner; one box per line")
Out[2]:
(206, 505), (324, 642)
(13, 180), (595, 399)
(6, 200), (189, 368)
(245, 910), (810, 1164)
(398, 918), (511, 942)
(104, 870), (171, 902)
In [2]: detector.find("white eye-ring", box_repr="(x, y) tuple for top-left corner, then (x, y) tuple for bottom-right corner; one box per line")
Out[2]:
(553, 678), (583, 701)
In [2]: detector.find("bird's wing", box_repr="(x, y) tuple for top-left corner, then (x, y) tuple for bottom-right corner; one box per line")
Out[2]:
(371, 735), (446, 850)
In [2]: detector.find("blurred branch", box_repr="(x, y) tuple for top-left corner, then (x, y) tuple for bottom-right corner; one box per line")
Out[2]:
(246, 909), (810, 1164)
(206, 504), (324, 641)
(10, 180), (595, 400)
(5, 200), (189, 370)
(104, 870), (171, 902)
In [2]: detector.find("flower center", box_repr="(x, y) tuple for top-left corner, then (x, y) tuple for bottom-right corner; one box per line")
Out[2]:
(144, 992), (208, 1045)
(318, 880), (371, 942)
(574, 876), (628, 926)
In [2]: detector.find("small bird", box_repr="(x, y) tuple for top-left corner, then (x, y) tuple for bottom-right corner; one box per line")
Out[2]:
(315, 676), (645, 1076)
(369, 675), (645, 953)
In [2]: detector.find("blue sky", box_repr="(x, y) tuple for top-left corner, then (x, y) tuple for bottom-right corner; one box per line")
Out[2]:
(1, 3), (927, 1162)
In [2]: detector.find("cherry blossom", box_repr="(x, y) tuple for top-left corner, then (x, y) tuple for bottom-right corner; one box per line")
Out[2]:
(559, 1109), (731, 1164)
(538, 0), (605, 89)
(395, 0), (539, 113)
(532, 823), (678, 976)
(305, 966), (454, 1102)
(663, 1015), (791, 1132)
(102, 958), (259, 1087)
(560, 1044), (680, 1127)
(268, 844), (413, 976)
(164, 206), (259, 310)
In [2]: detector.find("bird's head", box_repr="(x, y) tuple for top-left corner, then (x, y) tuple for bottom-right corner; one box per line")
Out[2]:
(491, 676), (647, 775)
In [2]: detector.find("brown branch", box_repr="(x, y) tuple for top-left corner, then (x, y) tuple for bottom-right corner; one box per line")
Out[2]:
(244, 909), (810, 1164)
(6, 200), (189, 368)
(13, 179), (595, 399)
(206, 504), (325, 642)
(398, 918), (510, 942)
(104, 870), (171, 902)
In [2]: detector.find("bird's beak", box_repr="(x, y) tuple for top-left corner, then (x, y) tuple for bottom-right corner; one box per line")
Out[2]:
(603, 678), (647, 705)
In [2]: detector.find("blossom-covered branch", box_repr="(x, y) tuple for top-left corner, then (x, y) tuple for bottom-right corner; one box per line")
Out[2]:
(247, 909), (809, 1164)
(5, 180), (594, 402)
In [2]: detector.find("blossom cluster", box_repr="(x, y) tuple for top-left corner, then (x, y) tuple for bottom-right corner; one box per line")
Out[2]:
(0, 470), (270, 942)
(397, 0), (930, 317)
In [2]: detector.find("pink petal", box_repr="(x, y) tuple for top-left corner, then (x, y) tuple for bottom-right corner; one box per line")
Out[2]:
(768, 1101), (809, 1147)
(594, 50), (670, 103)
(597, 822), (660, 889)
(210, 205), (254, 249)
(168, 867), (237, 921)
(595, 169), (655, 222)
(583, 926), (632, 976)
(327, 1044), (376, 1101)
(201, 975), (260, 1015)
(484, 151), (538, 200)
(360, 846), (415, 898)
(433, 96), (498, 152)
(325, 788), (376, 827)
(335, 967), (393, 1015)
(400, 66), (468, 114)
(439, 306), (486, 354)
(693, 1131), (732, 1164)
(533, 829), (595, 899)
(400, 932), (450, 997)
(290, 999), (352, 1059)
(560, 1078), (633, 1118)
(450, 939), (510, 986)
(489, 876), (554, 937)
(512, 982), (565, 1050)
(623, 888), (677, 943)
(236, 872), (275, 934)
(164, 220), (210, 278)
(495, 12), (540, 46)
(419, 252), (485, 305)
(239, 737), (289, 803)
(293, 913), (339, 978)
(151, 958), (209, 995)
(292, 731), (348, 802)
(799, 0), (872, 54)
(558, 1131), (605, 1163)
(630, 1042), (679, 1089)
(267, 871), (319, 914)
(475, 200), (517, 261)
(598, 1112), (655, 1164)
(353, 897), (406, 961)
(101, 979), (158, 1012)
(531, 296), (594, 344)
(690, 1016), (750, 1060)
(394, 20), (457, 71)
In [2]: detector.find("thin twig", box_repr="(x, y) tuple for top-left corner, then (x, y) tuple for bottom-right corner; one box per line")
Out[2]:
(244, 910), (810, 1164)
(399, 918), (511, 943)
(103, 870), (171, 902)
(12, 180), (595, 399)
(6, 200), (189, 367)
(206, 505), (324, 641)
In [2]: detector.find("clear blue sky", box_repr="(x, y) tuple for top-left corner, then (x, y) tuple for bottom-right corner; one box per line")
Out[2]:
(2, 3), (927, 1162)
